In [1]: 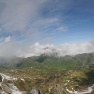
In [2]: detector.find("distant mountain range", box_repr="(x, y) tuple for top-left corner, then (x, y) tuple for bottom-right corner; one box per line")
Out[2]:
(0, 52), (94, 70)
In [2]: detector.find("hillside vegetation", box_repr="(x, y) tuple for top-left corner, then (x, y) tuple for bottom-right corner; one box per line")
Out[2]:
(0, 53), (94, 70)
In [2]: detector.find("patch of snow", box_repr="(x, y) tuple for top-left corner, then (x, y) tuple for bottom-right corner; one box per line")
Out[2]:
(64, 83), (67, 86)
(21, 78), (25, 82)
(67, 80), (70, 82)
(11, 70), (14, 72)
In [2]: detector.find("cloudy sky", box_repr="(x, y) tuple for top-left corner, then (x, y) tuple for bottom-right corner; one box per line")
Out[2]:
(0, 0), (94, 57)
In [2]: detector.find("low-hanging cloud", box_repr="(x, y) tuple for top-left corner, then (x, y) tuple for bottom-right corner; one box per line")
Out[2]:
(0, 40), (94, 57)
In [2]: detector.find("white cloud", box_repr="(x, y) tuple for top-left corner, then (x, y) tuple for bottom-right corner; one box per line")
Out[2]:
(4, 36), (11, 42)
(0, 40), (94, 57)
(14, 40), (94, 57)
(0, 0), (48, 33)
(35, 42), (39, 46)
(57, 26), (67, 32)
(0, 0), (69, 39)
(0, 42), (19, 57)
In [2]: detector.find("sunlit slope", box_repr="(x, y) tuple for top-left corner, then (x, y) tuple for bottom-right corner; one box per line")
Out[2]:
(0, 53), (94, 70)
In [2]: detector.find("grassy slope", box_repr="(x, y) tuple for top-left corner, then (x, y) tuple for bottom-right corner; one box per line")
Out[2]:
(0, 67), (94, 94)
(0, 53), (94, 70)
(16, 53), (94, 71)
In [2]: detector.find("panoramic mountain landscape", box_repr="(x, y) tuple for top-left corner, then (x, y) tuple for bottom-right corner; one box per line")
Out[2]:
(0, 0), (94, 94)
(0, 52), (94, 93)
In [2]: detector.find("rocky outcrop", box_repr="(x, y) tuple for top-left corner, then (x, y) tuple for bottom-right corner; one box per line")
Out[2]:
(0, 73), (25, 94)
(66, 84), (94, 94)
(0, 75), (2, 82)
(30, 89), (42, 94)
(49, 84), (68, 94)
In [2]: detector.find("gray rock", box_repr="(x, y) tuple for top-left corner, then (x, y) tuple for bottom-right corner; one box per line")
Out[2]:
(30, 89), (42, 94)
(0, 75), (2, 82)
